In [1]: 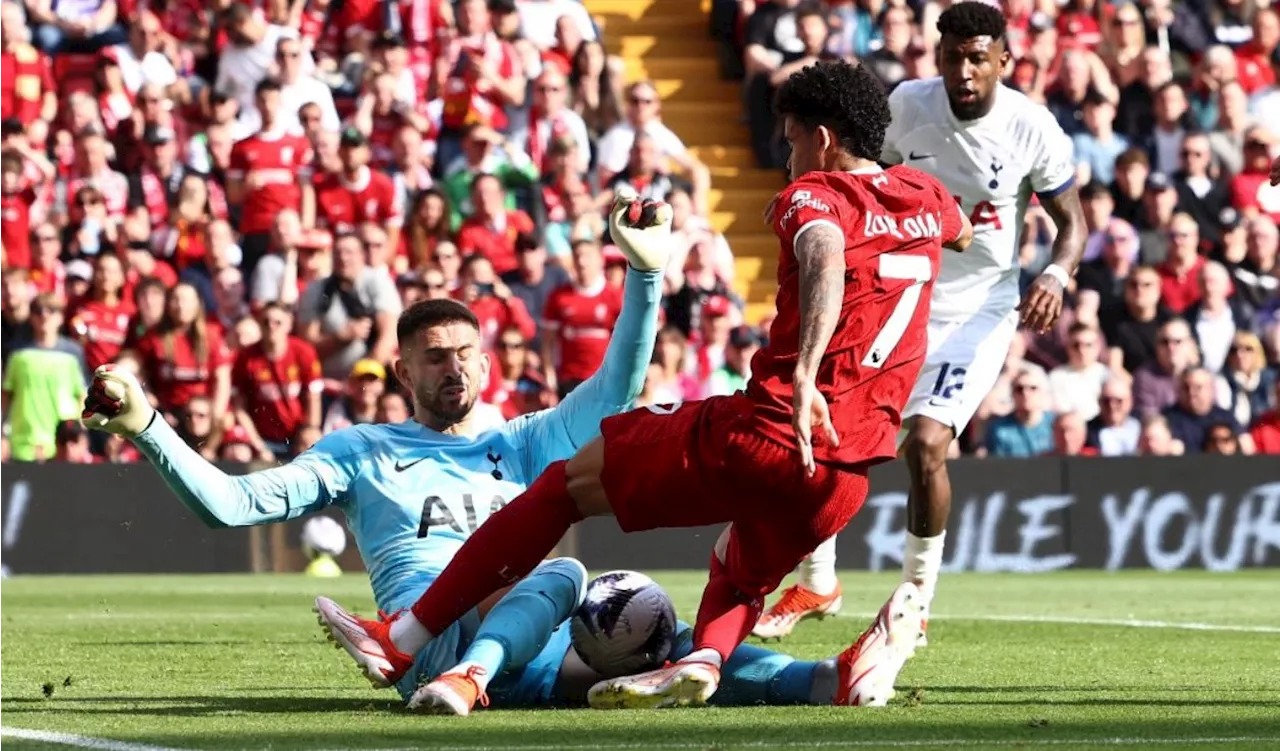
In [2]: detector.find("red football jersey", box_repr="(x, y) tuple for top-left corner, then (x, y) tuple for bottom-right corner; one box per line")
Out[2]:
(1, 187), (35, 269)
(232, 338), (323, 443)
(313, 168), (404, 235)
(227, 132), (313, 235)
(136, 325), (232, 411)
(542, 281), (622, 383)
(0, 45), (55, 123)
(456, 210), (535, 275)
(746, 166), (963, 466)
(69, 299), (135, 371)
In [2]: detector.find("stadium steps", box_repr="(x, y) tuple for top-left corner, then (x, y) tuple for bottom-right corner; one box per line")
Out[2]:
(586, 0), (784, 323)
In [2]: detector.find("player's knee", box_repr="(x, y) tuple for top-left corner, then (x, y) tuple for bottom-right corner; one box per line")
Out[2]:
(533, 557), (589, 608)
(904, 421), (952, 469)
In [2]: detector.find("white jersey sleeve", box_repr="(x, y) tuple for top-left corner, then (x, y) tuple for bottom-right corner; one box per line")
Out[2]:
(1026, 105), (1077, 198)
(880, 82), (919, 166)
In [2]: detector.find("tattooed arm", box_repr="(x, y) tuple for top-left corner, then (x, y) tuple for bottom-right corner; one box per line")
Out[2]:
(794, 223), (847, 382)
(1019, 184), (1087, 334)
(792, 222), (846, 475)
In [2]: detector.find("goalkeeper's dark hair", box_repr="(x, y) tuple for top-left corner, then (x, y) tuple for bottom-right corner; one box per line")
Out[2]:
(937, 1), (1007, 43)
(773, 60), (890, 162)
(397, 298), (480, 343)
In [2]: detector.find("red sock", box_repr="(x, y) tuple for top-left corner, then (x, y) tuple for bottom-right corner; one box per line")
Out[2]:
(691, 559), (763, 662)
(409, 460), (581, 634)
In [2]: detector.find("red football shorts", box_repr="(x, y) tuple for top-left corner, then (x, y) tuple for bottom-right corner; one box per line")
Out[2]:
(599, 394), (870, 598)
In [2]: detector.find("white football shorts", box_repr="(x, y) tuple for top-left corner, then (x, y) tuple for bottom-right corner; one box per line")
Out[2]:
(901, 308), (1020, 435)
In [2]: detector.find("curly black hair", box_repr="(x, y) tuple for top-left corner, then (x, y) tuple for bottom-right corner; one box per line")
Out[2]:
(773, 60), (890, 162)
(937, 1), (1007, 43)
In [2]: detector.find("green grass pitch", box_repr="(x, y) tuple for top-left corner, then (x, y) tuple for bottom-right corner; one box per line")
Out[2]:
(2, 572), (1278, 750)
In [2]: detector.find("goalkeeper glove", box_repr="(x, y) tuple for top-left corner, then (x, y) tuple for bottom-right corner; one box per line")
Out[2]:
(608, 185), (673, 272)
(82, 364), (156, 438)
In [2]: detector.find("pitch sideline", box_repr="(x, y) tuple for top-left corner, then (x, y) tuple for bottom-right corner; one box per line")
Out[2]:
(0, 727), (188, 751)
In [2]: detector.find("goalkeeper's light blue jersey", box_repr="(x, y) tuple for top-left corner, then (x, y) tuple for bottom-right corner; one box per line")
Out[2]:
(130, 269), (662, 696)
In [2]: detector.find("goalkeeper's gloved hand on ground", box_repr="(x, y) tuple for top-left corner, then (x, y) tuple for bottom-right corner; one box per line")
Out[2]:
(82, 364), (156, 438)
(608, 185), (673, 272)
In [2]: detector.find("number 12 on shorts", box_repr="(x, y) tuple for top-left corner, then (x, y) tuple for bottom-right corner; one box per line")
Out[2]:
(932, 362), (966, 400)
(861, 254), (932, 369)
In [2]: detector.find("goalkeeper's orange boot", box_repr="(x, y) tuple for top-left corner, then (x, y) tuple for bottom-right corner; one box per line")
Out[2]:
(314, 596), (415, 688)
(409, 666), (490, 716)
(834, 582), (924, 707)
(751, 583), (843, 640)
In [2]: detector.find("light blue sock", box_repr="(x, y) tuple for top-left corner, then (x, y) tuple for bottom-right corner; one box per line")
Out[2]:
(669, 623), (821, 706)
(456, 558), (587, 680)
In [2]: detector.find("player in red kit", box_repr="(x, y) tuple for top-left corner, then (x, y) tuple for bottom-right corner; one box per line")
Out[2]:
(316, 61), (973, 712)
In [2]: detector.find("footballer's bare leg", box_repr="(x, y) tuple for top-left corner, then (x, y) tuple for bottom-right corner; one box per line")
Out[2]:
(898, 415), (953, 644)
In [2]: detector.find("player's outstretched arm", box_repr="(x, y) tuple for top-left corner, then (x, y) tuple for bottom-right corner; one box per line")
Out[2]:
(1018, 184), (1086, 334)
(82, 366), (355, 528)
(506, 188), (669, 478)
(792, 223), (845, 476)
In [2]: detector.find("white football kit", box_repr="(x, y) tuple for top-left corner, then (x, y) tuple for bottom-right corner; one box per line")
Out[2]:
(881, 78), (1076, 432)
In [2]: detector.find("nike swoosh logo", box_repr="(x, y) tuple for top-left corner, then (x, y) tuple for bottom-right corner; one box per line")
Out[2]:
(395, 457), (428, 472)
(909, 152), (935, 160)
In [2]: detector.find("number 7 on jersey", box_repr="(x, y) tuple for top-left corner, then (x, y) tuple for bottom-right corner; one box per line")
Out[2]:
(861, 253), (932, 368)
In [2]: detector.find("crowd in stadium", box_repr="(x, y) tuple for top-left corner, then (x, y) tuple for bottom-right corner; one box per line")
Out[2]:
(2, 0), (1278, 466)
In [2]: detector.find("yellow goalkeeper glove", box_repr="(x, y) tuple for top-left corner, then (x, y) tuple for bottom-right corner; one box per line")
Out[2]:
(608, 185), (673, 272)
(81, 364), (156, 438)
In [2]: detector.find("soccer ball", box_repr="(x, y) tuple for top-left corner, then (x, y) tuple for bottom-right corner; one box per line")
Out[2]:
(570, 570), (677, 676)
(301, 516), (347, 559)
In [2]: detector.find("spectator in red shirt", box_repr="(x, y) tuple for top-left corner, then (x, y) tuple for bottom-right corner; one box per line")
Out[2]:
(540, 239), (620, 400)
(231, 302), (322, 458)
(1250, 381), (1280, 454)
(1234, 9), (1278, 95)
(1230, 127), (1280, 223)
(133, 282), (232, 416)
(456, 252), (535, 351)
(456, 173), (534, 275)
(1, 150), (38, 269)
(434, 0), (525, 134)
(314, 127), (404, 258)
(227, 77), (315, 277)
(485, 325), (552, 419)
(0, 4), (57, 137)
(68, 253), (132, 371)
(1157, 212), (1206, 313)
(352, 72), (434, 170)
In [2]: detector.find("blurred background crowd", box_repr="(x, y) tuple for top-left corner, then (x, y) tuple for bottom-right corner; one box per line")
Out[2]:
(1, 0), (1277, 466)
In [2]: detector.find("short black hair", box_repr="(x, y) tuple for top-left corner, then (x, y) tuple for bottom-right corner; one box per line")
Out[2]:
(773, 60), (890, 162)
(937, 1), (1006, 43)
(255, 77), (283, 95)
(397, 298), (480, 343)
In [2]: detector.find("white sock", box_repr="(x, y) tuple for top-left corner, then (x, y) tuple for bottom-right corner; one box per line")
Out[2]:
(902, 531), (946, 604)
(444, 660), (494, 693)
(388, 611), (433, 655)
(679, 647), (724, 668)
(797, 537), (839, 596)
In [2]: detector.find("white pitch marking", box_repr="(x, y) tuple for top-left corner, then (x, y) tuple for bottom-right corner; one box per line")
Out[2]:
(0, 727), (191, 751)
(833, 611), (1280, 634)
